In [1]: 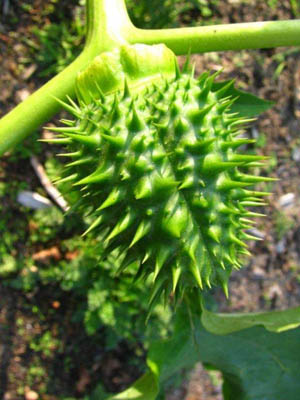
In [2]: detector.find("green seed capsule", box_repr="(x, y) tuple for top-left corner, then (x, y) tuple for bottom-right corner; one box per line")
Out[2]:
(51, 44), (270, 309)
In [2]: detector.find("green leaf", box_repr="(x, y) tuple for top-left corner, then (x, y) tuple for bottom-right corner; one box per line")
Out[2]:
(106, 372), (159, 400)
(147, 328), (198, 384)
(212, 80), (274, 117)
(201, 304), (300, 334)
(202, 326), (300, 400)
(109, 304), (300, 400)
(147, 307), (200, 384)
(147, 307), (300, 400)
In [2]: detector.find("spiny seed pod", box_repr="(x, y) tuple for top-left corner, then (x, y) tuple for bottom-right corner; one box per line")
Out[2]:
(49, 44), (272, 310)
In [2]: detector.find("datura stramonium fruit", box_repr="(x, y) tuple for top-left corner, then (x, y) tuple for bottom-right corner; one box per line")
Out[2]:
(50, 44), (272, 308)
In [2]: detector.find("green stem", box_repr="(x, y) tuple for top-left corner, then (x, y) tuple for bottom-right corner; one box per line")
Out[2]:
(129, 19), (300, 54)
(85, 0), (134, 51)
(0, 0), (133, 156)
(0, 0), (300, 157)
(0, 53), (85, 155)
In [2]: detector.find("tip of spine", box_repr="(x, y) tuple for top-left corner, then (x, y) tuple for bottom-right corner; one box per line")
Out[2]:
(175, 59), (181, 79)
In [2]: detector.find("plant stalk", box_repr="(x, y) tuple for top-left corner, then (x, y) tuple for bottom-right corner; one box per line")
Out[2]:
(0, 0), (133, 156)
(129, 19), (300, 54)
(0, 53), (85, 155)
(0, 0), (300, 156)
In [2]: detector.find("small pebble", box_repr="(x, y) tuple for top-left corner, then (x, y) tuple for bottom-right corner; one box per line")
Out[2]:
(251, 126), (259, 139)
(278, 193), (295, 208)
(25, 390), (39, 400)
(292, 147), (300, 162)
(17, 191), (52, 209)
(252, 266), (265, 280)
(21, 64), (37, 80)
(246, 228), (265, 240)
(267, 283), (283, 299)
(276, 238), (286, 254)
(15, 88), (31, 102)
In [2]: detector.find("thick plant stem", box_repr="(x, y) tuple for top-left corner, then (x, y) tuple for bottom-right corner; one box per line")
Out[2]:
(85, 0), (134, 51)
(0, 0), (134, 156)
(0, 53), (87, 155)
(129, 20), (300, 54)
(0, 0), (300, 156)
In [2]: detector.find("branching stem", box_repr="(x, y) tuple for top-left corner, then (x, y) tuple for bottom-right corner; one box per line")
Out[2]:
(130, 19), (300, 55)
(0, 0), (134, 155)
(0, 0), (299, 156)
